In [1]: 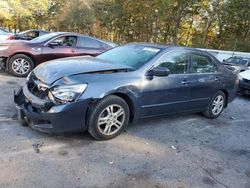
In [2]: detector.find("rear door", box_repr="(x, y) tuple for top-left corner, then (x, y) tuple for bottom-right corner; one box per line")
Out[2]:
(75, 36), (106, 57)
(187, 51), (224, 109)
(41, 35), (77, 62)
(140, 50), (192, 117)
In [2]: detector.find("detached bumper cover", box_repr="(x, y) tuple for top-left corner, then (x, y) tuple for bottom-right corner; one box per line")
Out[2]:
(14, 86), (90, 133)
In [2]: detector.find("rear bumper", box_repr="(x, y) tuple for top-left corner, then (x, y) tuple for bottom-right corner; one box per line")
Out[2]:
(14, 86), (90, 133)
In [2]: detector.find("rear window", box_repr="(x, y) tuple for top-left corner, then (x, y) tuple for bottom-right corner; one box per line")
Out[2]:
(77, 37), (102, 49)
(191, 53), (218, 73)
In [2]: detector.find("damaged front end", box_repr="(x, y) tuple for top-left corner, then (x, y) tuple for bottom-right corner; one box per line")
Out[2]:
(14, 72), (89, 133)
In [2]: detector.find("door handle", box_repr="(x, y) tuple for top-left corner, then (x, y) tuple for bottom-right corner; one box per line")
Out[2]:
(181, 80), (191, 85)
(215, 77), (221, 81)
(71, 49), (76, 53)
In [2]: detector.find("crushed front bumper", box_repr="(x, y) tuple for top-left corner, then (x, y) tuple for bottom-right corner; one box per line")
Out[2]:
(14, 85), (90, 133)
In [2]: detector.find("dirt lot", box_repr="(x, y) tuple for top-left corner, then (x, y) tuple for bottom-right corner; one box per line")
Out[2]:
(0, 70), (249, 188)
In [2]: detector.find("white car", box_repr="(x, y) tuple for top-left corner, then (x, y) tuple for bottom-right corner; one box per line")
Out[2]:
(239, 70), (250, 95)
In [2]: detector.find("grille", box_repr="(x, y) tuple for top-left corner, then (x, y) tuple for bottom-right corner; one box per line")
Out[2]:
(27, 73), (49, 99)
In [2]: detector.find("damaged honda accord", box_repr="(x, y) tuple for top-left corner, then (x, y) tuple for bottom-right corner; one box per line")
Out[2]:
(14, 43), (239, 140)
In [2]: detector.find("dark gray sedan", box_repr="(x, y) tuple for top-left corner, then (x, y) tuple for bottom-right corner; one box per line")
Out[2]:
(14, 43), (239, 140)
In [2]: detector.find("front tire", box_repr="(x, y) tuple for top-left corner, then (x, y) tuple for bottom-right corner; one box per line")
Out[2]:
(9, 54), (34, 77)
(87, 95), (130, 140)
(203, 91), (226, 119)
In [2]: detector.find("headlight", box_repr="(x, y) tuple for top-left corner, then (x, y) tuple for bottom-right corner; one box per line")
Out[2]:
(0, 45), (8, 51)
(50, 84), (87, 103)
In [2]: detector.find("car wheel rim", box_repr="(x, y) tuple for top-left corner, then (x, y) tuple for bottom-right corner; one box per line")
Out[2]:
(97, 104), (125, 136)
(212, 95), (224, 115)
(12, 58), (30, 75)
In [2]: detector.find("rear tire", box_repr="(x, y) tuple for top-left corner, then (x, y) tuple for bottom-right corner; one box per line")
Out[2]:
(87, 95), (130, 140)
(203, 91), (226, 119)
(9, 54), (34, 77)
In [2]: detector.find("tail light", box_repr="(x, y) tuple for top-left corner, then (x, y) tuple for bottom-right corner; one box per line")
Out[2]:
(6, 35), (14, 40)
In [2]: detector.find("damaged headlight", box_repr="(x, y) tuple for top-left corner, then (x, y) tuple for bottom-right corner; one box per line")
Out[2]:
(49, 84), (87, 103)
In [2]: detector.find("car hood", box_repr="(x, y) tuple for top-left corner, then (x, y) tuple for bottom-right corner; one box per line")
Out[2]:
(33, 56), (132, 84)
(239, 70), (250, 80)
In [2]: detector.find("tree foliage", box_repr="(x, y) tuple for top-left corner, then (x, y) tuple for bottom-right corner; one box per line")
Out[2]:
(0, 0), (249, 52)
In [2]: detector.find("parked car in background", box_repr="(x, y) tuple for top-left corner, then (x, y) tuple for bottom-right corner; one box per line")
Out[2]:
(13, 29), (49, 40)
(199, 48), (250, 62)
(222, 56), (250, 73)
(0, 32), (117, 76)
(0, 28), (10, 33)
(14, 43), (238, 140)
(0, 29), (49, 41)
(238, 70), (250, 95)
(0, 28), (14, 40)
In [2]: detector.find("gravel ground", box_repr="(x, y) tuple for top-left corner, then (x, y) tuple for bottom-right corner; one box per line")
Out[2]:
(0, 70), (249, 188)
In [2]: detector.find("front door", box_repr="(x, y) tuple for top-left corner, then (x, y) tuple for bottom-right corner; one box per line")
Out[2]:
(41, 35), (77, 63)
(140, 50), (192, 117)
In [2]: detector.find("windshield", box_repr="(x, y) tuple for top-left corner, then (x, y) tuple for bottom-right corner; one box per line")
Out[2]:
(97, 45), (162, 69)
(31, 33), (58, 43)
(226, 57), (249, 65)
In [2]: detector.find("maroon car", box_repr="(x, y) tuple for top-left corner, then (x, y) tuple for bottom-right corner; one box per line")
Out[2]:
(0, 32), (117, 76)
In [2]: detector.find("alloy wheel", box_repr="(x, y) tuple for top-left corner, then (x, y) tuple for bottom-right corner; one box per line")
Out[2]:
(11, 58), (30, 75)
(212, 95), (224, 116)
(97, 104), (125, 136)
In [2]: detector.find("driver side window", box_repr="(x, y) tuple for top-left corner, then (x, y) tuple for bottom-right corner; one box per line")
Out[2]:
(51, 36), (77, 47)
(156, 51), (188, 74)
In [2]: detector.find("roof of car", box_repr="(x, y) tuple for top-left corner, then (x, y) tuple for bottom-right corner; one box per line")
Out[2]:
(50, 32), (96, 38)
(46, 32), (117, 47)
(19, 29), (49, 34)
(126, 42), (210, 54)
(127, 42), (169, 49)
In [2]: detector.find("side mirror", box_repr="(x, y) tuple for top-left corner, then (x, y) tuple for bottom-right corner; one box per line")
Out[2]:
(147, 67), (171, 77)
(48, 41), (60, 48)
(222, 59), (226, 62)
